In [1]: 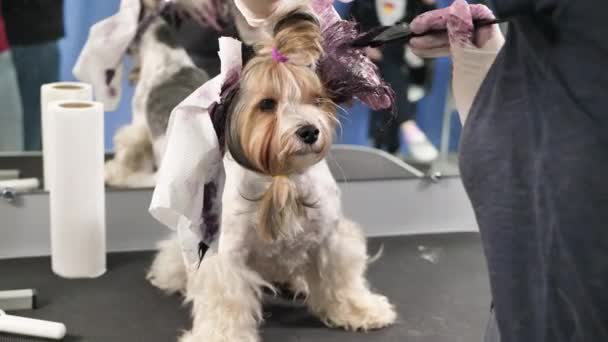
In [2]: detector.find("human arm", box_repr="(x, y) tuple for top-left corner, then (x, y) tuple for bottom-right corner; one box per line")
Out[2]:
(408, 0), (504, 123)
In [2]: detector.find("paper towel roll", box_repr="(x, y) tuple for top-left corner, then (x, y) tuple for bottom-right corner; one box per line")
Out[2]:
(47, 101), (106, 278)
(41, 82), (93, 191)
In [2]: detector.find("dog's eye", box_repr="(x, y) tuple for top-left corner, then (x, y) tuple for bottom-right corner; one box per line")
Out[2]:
(259, 98), (277, 112)
(313, 97), (325, 107)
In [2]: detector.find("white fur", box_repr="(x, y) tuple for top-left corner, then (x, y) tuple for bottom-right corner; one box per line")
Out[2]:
(105, 122), (157, 188)
(147, 238), (189, 295)
(149, 157), (396, 341)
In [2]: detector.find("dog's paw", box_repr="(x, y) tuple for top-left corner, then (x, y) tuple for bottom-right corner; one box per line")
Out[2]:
(147, 238), (188, 295)
(321, 293), (396, 331)
(104, 160), (128, 186)
(179, 329), (259, 342)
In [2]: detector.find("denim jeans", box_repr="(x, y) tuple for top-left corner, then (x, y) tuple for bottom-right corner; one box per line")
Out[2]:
(11, 41), (60, 151)
(0, 51), (24, 151)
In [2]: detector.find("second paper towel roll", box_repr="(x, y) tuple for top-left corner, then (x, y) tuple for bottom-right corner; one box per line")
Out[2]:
(47, 101), (106, 278)
(41, 82), (93, 191)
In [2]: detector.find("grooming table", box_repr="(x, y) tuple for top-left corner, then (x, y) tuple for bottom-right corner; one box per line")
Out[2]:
(0, 233), (490, 342)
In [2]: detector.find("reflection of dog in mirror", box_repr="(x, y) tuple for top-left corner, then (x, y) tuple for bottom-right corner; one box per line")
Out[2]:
(147, 9), (396, 342)
(105, 0), (255, 187)
(104, 0), (207, 187)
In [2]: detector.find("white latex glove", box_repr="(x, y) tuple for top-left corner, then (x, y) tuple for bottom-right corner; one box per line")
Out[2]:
(409, 0), (505, 123)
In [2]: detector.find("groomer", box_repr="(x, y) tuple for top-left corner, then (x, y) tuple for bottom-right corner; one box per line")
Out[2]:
(239, 0), (608, 341)
(410, 0), (608, 341)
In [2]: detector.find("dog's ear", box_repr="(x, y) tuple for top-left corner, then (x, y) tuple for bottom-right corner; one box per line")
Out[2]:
(208, 82), (239, 155)
(222, 87), (261, 173)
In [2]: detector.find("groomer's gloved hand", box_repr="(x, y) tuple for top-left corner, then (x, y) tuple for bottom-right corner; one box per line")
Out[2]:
(409, 0), (504, 123)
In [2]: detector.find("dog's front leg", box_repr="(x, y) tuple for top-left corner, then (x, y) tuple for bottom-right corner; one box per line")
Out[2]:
(305, 219), (397, 331)
(180, 252), (270, 342)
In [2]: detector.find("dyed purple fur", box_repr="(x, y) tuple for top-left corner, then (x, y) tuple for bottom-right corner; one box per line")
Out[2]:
(318, 20), (394, 110)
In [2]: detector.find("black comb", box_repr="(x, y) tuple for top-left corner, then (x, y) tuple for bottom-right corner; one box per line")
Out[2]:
(352, 18), (506, 48)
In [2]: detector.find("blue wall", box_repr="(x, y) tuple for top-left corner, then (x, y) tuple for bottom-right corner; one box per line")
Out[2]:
(59, 0), (460, 152)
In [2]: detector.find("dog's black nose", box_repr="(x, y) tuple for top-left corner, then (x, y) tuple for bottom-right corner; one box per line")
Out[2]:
(296, 125), (320, 145)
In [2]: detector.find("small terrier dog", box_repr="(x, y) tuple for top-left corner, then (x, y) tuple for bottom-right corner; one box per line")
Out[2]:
(147, 8), (397, 342)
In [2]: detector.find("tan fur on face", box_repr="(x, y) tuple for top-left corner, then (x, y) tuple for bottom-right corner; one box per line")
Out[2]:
(235, 59), (335, 174)
(226, 11), (337, 241)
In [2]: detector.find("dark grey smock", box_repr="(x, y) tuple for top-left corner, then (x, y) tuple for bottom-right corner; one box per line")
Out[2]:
(460, 0), (608, 341)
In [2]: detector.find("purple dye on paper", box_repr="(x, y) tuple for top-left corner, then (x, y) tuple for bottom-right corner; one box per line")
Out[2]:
(201, 181), (220, 242)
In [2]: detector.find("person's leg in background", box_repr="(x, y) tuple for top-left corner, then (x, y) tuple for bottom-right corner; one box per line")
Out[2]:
(400, 46), (438, 163)
(369, 107), (393, 151)
(0, 50), (23, 151)
(374, 55), (438, 162)
(368, 56), (408, 154)
(11, 41), (60, 151)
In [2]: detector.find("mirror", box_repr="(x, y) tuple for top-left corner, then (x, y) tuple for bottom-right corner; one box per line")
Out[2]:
(334, 0), (460, 175)
(0, 0), (466, 191)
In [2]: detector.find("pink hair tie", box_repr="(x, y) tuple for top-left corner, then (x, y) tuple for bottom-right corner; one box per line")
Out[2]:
(271, 47), (289, 63)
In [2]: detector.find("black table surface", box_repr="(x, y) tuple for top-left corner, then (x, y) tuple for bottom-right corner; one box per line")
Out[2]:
(0, 233), (490, 342)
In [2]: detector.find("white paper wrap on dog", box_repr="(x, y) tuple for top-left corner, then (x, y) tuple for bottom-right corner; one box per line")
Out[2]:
(47, 101), (106, 278)
(73, 0), (140, 111)
(41, 82), (93, 191)
(149, 37), (242, 268)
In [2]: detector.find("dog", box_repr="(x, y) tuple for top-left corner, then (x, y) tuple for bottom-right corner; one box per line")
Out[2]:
(147, 8), (396, 342)
(104, 1), (208, 187)
(104, 0), (255, 188)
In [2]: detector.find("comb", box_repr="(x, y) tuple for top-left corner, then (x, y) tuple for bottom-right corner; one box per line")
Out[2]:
(352, 18), (506, 48)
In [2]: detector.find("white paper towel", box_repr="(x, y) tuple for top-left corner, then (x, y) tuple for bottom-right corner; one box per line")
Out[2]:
(149, 37), (242, 268)
(41, 82), (93, 191)
(47, 101), (106, 278)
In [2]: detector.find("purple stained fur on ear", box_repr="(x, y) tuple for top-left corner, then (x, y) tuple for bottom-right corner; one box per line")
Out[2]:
(207, 68), (240, 153)
(201, 181), (220, 242)
(198, 70), (241, 248)
(319, 20), (394, 110)
(105, 69), (116, 85)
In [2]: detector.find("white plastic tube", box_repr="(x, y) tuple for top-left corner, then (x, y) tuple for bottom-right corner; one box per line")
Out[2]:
(47, 101), (106, 278)
(41, 82), (93, 191)
(0, 310), (66, 340)
(0, 178), (40, 192)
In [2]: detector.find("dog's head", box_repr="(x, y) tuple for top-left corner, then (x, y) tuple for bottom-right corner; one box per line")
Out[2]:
(222, 10), (337, 241)
(226, 11), (337, 177)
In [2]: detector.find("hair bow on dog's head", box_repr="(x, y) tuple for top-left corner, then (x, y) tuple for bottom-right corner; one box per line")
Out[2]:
(271, 47), (289, 63)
